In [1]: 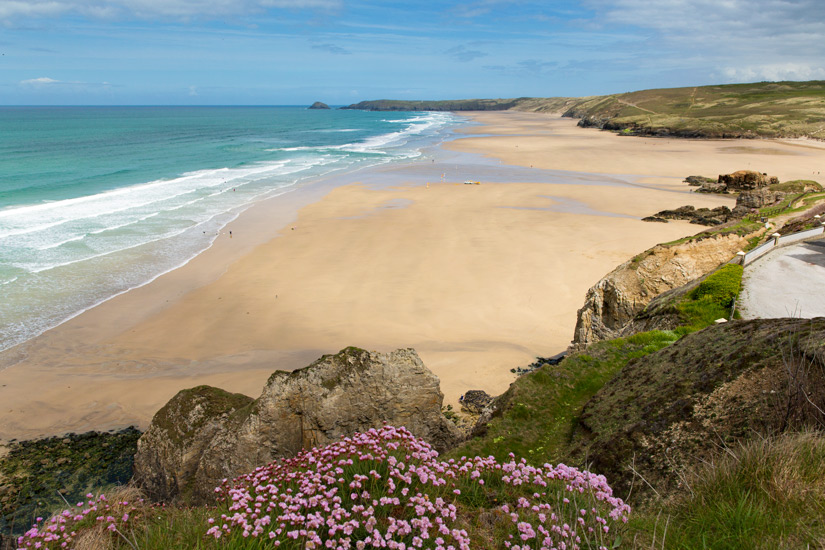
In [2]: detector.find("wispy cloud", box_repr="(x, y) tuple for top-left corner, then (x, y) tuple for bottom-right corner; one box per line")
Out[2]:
(20, 76), (113, 89)
(720, 64), (825, 82)
(484, 59), (558, 78)
(0, 0), (342, 22)
(20, 76), (61, 85)
(312, 42), (351, 54)
(446, 44), (487, 62)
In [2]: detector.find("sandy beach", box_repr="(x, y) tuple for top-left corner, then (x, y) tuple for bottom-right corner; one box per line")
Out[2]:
(2, 111), (823, 442)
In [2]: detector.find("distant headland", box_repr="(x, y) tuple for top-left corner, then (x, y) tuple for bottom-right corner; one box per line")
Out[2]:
(343, 80), (825, 140)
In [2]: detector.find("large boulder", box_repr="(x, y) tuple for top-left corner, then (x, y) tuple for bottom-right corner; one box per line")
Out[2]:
(718, 170), (771, 191)
(133, 347), (462, 504)
(132, 386), (253, 503)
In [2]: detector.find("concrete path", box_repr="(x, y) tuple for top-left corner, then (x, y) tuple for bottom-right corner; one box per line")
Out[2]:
(739, 239), (825, 319)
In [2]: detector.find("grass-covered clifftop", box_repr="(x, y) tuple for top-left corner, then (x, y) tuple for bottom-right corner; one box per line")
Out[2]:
(345, 80), (825, 139)
(563, 80), (825, 139)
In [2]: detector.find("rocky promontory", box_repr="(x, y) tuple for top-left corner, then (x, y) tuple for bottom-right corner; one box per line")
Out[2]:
(571, 231), (760, 348)
(133, 347), (461, 504)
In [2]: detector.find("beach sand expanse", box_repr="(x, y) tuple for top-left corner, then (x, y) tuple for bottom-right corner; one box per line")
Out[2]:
(2, 111), (823, 442)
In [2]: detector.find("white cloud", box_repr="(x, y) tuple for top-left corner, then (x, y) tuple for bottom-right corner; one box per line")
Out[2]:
(20, 76), (61, 85)
(721, 63), (825, 82)
(0, 0), (342, 22)
(581, 0), (825, 83)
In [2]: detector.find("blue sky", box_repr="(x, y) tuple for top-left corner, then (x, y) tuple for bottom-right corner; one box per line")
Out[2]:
(2, 0), (825, 105)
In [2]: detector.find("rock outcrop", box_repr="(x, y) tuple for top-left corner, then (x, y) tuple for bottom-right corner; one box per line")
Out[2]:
(643, 205), (734, 226)
(571, 233), (757, 348)
(133, 347), (461, 504)
(308, 101), (331, 109)
(694, 170), (779, 194)
(571, 317), (825, 498)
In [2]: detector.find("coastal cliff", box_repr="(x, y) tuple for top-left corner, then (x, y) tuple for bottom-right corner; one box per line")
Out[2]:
(571, 231), (760, 348)
(133, 347), (461, 504)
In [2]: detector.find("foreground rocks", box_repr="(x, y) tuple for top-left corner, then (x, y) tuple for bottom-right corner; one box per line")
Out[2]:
(571, 317), (825, 498)
(133, 347), (462, 504)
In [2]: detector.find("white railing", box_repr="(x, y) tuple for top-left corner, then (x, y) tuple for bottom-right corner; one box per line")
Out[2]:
(742, 224), (824, 266)
(777, 226), (824, 246)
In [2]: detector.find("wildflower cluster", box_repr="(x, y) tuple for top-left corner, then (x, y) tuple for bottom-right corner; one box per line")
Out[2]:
(209, 425), (630, 549)
(16, 492), (141, 549)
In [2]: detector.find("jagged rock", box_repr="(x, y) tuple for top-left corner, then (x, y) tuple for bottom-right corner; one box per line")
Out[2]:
(645, 205), (735, 226)
(641, 216), (668, 223)
(571, 318), (825, 499)
(133, 347), (462, 504)
(459, 390), (494, 415)
(684, 175), (716, 186)
(736, 188), (786, 209)
(308, 101), (330, 109)
(717, 170), (770, 191)
(571, 232), (760, 348)
(695, 181), (729, 194)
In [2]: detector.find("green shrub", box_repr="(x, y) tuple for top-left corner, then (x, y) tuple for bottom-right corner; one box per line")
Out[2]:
(689, 264), (743, 308)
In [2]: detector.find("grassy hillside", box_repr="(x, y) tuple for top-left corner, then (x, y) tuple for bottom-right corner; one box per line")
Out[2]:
(345, 81), (825, 139)
(558, 80), (825, 139)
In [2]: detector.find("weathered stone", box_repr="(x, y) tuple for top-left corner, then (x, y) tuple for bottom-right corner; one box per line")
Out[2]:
(308, 101), (331, 109)
(717, 170), (769, 191)
(695, 181), (729, 194)
(736, 188), (785, 209)
(684, 175), (716, 186)
(571, 232), (761, 348)
(133, 348), (462, 504)
(132, 386), (253, 503)
(459, 390), (494, 415)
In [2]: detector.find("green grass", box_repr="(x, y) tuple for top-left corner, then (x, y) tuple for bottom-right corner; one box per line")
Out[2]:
(631, 431), (825, 549)
(661, 220), (764, 247)
(550, 80), (825, 139)
(446, 330), (680, 467)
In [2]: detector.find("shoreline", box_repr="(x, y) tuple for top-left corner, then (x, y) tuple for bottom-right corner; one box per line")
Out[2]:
(3, 112), (823, 443)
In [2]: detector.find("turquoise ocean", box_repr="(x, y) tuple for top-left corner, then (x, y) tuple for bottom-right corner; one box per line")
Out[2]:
(0, 106), (460, 354)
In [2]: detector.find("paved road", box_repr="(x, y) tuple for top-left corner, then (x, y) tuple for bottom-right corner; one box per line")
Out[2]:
(739, 239), (825, 319)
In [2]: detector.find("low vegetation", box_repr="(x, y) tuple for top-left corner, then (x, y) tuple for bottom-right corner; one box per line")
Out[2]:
(632, 431), (825, 549)
(16, 426), (631, 550)
(0, 428), (140, 538)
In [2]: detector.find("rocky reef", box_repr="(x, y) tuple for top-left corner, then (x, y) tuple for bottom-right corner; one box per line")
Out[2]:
(643, 205), (734, 226)
(133, 347), (461, 504)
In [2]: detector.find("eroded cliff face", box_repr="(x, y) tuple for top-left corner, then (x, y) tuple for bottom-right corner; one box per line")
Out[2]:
(133, 347), (462, 504)
(571, 233), (755, 348)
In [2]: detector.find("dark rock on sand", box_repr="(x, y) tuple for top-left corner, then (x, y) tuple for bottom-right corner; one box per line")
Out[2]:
(460, 390), (494, 415)
(642, 205), (734, 226)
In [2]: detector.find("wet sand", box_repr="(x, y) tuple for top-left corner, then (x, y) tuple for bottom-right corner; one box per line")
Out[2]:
(4, 111), (823, 442)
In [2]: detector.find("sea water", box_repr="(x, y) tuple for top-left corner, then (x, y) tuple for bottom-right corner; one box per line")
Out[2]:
(0, 106), (460, 354)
